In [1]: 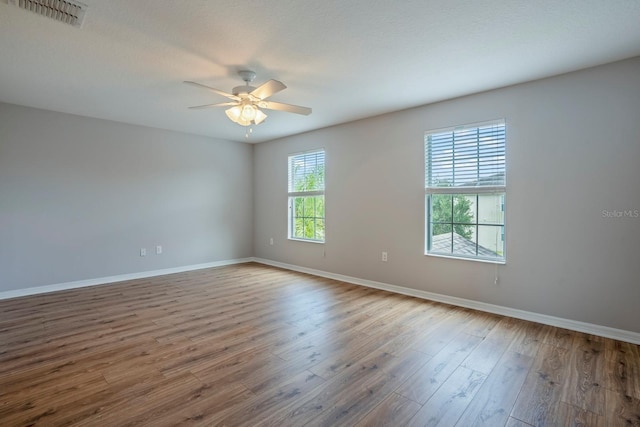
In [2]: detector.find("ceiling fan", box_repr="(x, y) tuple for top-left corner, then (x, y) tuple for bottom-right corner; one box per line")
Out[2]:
(184, 70), (312, 127)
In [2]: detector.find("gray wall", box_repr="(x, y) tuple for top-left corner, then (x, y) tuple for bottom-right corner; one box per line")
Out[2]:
(0, 103), (253, 291)
(254, 57), (640, 333)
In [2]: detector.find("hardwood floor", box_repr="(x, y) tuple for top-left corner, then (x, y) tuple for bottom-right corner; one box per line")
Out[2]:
(1, 262), (639, 426)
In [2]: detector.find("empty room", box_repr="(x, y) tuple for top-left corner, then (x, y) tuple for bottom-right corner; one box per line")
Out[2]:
(1, 1), (640, 426)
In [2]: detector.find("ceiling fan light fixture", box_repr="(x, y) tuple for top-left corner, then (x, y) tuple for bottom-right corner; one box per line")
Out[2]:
(254, 109), (267, 125)
(241, 104), (257, 121)
(225, 106), (242, 122)
(225, 105), (260, 126)
(225, 103), (268, 126)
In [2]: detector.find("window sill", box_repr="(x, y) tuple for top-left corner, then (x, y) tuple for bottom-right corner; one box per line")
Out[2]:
(425, 252), (505, 265)
(288, 238), (325, 244)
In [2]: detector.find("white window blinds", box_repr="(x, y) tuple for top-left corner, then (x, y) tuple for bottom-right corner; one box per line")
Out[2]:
(425, 120), (505, 189)
(288, 150), (325, 193)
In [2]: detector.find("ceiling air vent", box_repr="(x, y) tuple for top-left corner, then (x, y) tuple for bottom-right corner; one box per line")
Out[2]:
(9, 0), (87, 28)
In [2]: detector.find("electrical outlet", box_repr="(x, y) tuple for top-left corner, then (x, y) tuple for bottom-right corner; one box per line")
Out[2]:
(381, 251), (388, 262)
(156, 245), (162, 255)
(140, 248), (146, 257)
(269, 238), (274, 246)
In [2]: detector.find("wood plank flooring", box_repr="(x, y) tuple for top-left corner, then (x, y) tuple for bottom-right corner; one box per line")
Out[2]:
(1, 262), (639, 426)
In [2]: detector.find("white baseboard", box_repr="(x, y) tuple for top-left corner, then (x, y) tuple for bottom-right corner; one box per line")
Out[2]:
(253, 257), (640, 345)
(0, 258), (254, 301)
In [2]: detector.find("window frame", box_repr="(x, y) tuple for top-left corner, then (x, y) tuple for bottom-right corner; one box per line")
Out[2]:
(287, 149), (326, 243)
(424, 120), (506, 263)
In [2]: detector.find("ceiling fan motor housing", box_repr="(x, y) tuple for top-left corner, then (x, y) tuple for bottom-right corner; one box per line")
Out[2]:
(232, 85), (256, 97)
(233, 70), (258, 96)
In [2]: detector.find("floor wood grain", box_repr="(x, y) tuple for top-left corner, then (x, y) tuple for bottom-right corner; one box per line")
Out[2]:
(0, 262), (638, 426)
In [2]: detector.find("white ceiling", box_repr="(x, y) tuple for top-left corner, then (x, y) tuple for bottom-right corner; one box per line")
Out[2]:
(1, 1), (640, 143)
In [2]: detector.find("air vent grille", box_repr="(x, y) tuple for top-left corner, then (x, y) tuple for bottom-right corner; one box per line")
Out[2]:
(10, 0), (87, 27)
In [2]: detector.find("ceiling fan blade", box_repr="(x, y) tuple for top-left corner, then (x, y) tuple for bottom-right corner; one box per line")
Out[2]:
(184, 81), (240, 101)
(261, 101), (312, 115)
(250, 79), (286, 100)
(188, 102), (239, 109)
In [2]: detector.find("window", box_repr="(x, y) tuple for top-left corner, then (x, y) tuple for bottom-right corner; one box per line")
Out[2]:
(288, 149), (325, 242)
(425, 120), (506, 262)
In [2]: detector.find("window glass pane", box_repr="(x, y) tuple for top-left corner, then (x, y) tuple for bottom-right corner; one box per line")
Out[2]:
(430, 230), (453, 254)
(303, 197), (314, 217)
(303, 218), (315, 239)
(427, 192), (504, 261)
(432, 222), (452, 238)
(478, 225), (504, 258)
(294, 217), (304, 239)
(294, 197), (304, 218)
(316, 219), (325, 241)
(452, 229), (477, 257)
(315, 196), (325, 217)
(478, 193), (505, 225)
(290, 195), (325, 241)
(431, 194), (452, 223)
(453, 195), (476, 225)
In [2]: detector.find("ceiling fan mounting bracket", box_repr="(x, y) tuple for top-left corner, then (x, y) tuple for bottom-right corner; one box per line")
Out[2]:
(238, 70), (256, 84)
